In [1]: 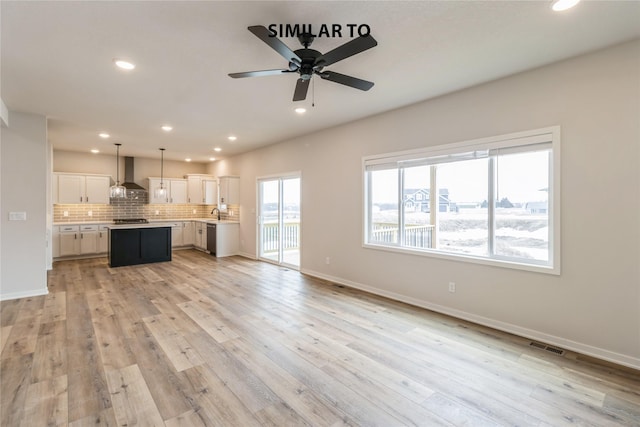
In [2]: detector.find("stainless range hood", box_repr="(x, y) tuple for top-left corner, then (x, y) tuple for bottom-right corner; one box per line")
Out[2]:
(121, 157), (147, 191)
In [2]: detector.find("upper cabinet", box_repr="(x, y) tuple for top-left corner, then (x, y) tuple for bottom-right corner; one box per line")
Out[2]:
(203, 179), (218, 205)
(219, 176), (240, 205)
(185, 174), (218, 205)
(54, 173), (111, 204)
(148, 178), (188, 204)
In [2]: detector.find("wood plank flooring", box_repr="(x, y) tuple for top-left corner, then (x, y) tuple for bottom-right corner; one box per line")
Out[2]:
(2, 250), (640, 426)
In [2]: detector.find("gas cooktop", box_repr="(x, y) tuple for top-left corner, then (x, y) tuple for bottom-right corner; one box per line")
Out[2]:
(113, 218), (149, 224)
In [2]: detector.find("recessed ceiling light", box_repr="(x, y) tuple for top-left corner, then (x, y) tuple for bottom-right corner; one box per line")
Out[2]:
(99, 132), (110, 139)
(209, 157), (216, 161)
(228, 135), (237, 141)
(91, 149), (100, 154)
(551, 0), (580, 11)
(295, 107), (307, 114)
(214, 147), (222, 152)
(185, 158), (192, 162)
(113, 59), (135, 70)
(161, 125), (173, 132)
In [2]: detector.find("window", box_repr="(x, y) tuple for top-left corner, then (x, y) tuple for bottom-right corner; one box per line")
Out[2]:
(363, 127), (560, 274)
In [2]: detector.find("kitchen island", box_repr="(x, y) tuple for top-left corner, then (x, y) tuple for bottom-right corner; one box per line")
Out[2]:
(108, 223), (172, 267)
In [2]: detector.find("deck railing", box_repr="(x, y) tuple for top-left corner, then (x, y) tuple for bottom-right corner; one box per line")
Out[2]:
(371, 223), (434, 248)
(261, 222), (434, 253)
(261, 221), (300, 253)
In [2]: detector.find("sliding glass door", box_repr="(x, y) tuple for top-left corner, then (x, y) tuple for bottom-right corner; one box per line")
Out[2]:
(258, 175), (301, 268)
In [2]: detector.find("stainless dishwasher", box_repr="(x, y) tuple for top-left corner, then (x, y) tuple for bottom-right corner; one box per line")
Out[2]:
(206, 223), (216, 256)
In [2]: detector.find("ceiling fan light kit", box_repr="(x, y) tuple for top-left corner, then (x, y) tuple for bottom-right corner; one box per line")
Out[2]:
(229, 25), (377, 102)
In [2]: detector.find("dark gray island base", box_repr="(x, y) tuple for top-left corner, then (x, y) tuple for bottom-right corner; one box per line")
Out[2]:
(109, 225), (172, 267)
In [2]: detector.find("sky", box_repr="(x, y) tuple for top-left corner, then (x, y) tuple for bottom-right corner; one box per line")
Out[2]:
(374, 150), (549, 204)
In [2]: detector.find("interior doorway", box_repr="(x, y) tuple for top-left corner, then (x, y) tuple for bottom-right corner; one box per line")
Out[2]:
(257, 174), (301, 269)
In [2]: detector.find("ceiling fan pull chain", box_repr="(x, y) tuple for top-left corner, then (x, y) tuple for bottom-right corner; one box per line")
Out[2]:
(312, 77), (315, 107)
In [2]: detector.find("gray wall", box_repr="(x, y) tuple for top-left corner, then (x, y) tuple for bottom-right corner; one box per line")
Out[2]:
(1, 111), (48, 299)
(209, 40), (640, 369)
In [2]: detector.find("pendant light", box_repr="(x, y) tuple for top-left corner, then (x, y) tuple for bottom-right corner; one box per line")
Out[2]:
(154, 148), (167, 200)
(109, 143), (126, 198)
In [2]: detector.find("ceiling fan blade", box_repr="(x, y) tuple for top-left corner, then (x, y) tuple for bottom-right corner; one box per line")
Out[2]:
(248, 25), (302, 65)
(229, 69), (292, 78)
(293, 78), (310, 101)
(320, 71), (374, 91)
(315, 35), (377, 68)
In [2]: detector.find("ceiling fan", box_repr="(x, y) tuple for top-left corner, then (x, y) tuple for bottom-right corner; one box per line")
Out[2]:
(229, 25), (377, 101)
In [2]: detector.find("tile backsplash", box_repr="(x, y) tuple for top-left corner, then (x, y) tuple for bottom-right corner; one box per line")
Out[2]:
(54, 201), (239, 223)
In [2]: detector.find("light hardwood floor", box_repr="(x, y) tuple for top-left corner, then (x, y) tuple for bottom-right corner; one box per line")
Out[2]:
(1, 250), (639, 426)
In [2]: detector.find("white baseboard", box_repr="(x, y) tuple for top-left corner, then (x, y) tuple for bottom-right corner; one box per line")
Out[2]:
(0, 287), (49, 302)
(300, 268), (640, 371)
(237, 251), (257, 260)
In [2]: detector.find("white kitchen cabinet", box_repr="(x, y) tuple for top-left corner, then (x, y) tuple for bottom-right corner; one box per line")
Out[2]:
(215, 223), (240, 257)
(194, 222), (207, 250)
(170, 179), (188, 204)
(55, 173), (111, 204)
(203, 179), (218, 205)
(55, 223), (110, 258)
(218, 176), (240, 205)
(58, 225), (80, 256)
(79, 225), (99, 255)
(148, 178), (188, 204)
(148, 178), (166, 204)
(183, 221), (195, 246)
(187, 175), (203, 204)
(98, 225), (109, 253)
(170, 222), (183, 247)
(186, 174), (217, 205)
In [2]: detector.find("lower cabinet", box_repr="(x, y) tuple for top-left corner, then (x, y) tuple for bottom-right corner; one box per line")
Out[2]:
(54, 220), (238, 260)
(194, 222), (207, 251)
(98, 225), (109, 253)
(170, 223), (183, 247)
(55, 224), (110, 259)
(80, 229), (99, 254)
(171, 221), (196, 248)
(59, 226), (80, 257)
(109, 227), (172, 267)
(183, 221), (195, 246)
(216, 223), (240, 257)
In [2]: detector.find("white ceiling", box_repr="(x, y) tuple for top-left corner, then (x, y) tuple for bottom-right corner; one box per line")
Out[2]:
(2, 1), (639, 162)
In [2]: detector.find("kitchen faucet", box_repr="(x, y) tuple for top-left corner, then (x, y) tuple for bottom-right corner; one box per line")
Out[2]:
(210, 207), (220, 220)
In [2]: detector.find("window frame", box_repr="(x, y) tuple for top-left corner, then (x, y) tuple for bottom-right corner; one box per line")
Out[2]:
(362, 126), (561, 275)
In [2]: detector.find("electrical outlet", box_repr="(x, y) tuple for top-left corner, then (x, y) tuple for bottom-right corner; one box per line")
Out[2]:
(155, 210), (159, 215)
(448, 282), (456, 293)
(325, 257), (331, 265)
(192, 209), (196, 214)
(87, 210), (93, 217)
(63, 211), (69, 217)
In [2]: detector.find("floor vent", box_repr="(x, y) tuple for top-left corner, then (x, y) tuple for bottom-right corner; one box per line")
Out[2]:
(529, 341), (566, 356)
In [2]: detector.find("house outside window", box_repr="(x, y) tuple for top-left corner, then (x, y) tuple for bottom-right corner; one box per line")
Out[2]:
(363, 127), (560, 274)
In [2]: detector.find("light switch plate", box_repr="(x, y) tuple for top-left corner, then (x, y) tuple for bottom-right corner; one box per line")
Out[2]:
(9, 212), (27, 221)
